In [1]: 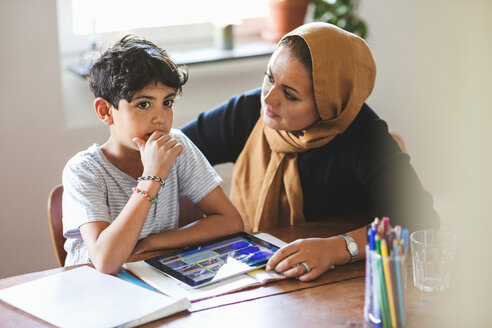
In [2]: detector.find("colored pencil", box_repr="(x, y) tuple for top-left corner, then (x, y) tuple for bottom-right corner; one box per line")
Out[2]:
(375, 235), (391, 328)
(381, 239), (397, 328)
(382, 217), (390, 235)
(366, 217), (407, 327)
(393, 241), (405, 326)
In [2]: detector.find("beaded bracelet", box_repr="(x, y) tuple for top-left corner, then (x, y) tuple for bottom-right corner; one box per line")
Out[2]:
(137, 175), (166, 188)
(132, 187), (157, 203)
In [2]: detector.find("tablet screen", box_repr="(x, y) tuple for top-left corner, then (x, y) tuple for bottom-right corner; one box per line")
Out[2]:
(144, 232), (280, 288)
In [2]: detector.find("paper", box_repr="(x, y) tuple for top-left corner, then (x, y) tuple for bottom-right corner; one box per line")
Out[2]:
(124, 232), (287, 301)
(0, 266), (190, 328)
(116, 268), (160, 292)
(125, 260), (259, 301)
(254, 232), (287, 248)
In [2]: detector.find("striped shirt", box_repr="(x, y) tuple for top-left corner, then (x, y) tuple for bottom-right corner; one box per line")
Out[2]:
(62, 129), (222, 266)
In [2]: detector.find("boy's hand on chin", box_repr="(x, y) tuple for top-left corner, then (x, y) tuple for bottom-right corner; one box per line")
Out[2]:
(132, 132), (183, 180)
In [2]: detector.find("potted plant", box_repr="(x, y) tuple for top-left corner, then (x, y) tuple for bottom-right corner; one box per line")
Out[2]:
(311, 0), (368, 39)
(262, 0), (311, 43)
(262, 0), (367, 43)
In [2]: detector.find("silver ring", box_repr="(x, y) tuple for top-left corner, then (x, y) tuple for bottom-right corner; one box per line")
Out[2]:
(298, 262), (310, 274)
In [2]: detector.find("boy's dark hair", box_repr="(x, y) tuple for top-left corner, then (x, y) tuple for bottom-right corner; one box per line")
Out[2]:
(89, 35), (188, 108)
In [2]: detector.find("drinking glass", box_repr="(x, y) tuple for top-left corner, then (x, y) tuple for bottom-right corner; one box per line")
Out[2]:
(410, 230), (456, 292)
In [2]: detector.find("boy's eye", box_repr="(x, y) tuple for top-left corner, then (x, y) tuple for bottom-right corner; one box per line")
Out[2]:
(137, 102), (150, 109)
(164, 99), (174, 107)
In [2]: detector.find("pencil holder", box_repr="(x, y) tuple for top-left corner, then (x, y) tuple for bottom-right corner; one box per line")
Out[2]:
(364, 245), (407, 328)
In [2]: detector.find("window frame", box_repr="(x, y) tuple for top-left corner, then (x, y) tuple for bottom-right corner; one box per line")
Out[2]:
(57, 0), (269, 57)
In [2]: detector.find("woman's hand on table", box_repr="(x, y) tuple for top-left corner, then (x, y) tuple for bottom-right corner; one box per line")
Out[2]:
(265, 237), (348, 281)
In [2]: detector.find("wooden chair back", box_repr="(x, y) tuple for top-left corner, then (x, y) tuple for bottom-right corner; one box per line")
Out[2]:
(47, 185), (66, 267)
(47, 185), (204, 267)
(390, 132), (406, 152)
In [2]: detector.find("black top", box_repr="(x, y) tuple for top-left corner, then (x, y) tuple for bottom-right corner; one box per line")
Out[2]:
(181, 88), (439, 232)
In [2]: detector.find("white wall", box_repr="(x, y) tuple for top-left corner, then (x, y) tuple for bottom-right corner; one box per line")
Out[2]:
(1, 5), (491, 322)
(0, 0), (109, 277)
(360, 0), (489, 198)
(363, 3), (492, 323)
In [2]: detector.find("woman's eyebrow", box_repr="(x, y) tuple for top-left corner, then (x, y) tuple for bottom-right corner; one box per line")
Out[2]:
(282, 84), (300, 95)
(267, 67), (300, 95)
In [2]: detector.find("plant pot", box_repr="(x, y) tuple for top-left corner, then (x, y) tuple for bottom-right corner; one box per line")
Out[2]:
(262, 0), (310, 43)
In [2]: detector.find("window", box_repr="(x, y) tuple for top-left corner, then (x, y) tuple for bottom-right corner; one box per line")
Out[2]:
(56, 0), (272, 130)
(71, 0), (267, 34)
(57, 0), (269, 56)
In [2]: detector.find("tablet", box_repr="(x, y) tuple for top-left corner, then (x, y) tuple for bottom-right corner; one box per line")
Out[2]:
(144, 232), (280, 288)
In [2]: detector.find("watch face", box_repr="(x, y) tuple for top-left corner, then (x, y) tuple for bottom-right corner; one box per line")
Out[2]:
(348, 242), (357, 253)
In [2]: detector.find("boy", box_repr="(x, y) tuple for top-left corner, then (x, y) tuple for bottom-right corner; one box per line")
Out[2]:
(62, 35), (243, 274)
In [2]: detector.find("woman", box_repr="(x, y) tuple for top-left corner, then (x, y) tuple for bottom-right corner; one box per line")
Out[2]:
(181, 22), (439, 281)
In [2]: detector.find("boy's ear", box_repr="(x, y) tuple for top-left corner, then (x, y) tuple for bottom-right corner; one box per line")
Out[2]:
(94, 97), (114, 126)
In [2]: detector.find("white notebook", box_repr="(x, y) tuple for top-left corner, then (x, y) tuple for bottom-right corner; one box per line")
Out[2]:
(0, 266), (190, 328)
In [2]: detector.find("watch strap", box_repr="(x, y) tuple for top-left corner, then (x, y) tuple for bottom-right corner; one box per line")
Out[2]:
(340, 233), (358, 264)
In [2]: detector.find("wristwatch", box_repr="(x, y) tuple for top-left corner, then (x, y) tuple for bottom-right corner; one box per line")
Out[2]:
(340, 234), (359, 264)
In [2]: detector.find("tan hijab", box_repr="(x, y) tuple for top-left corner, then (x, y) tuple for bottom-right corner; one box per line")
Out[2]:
(231, 22), (376, 233)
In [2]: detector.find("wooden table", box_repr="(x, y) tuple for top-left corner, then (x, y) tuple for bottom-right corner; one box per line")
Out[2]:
(0, 217), (450, 327)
